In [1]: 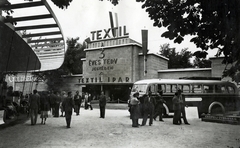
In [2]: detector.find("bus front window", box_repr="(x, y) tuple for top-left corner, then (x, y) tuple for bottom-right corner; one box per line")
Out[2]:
(131, 84), (147, 93)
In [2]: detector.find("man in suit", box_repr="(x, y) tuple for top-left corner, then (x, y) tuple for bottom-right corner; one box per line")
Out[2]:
(29, 89), (40, 125)
(141, 91), (156, 126)
(99, 91), (107, 118)
(178, 89), (190, 125)
(62, 91), (74, 128)
(74, 91), (82, 115)
(153, 90), (166, 122)
(172, 92), (181, 125)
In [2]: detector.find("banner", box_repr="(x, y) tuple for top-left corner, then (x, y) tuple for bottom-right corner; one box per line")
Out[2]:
(142, 29), (148, 55)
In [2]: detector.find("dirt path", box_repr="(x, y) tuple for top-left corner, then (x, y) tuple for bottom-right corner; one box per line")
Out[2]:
(0, 108), (239, 148)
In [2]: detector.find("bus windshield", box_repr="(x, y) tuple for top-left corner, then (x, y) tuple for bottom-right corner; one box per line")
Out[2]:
(131, 84), (148, 93)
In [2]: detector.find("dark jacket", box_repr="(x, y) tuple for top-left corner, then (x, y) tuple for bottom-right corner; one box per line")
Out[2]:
(74, 94), (82, 105)
(40, 93), (50, 111)
(29, 94), (40, 110)
(172, 95), (180, 111)
(99, 94), (106, 107)
(142, 95), (156, 113)
(62, 96), (74, 112)
(155, 95), (166, 108)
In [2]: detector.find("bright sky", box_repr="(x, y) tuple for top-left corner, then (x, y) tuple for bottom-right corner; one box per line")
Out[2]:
(8, 0), (218, 58)
(48, 0), (218, 58)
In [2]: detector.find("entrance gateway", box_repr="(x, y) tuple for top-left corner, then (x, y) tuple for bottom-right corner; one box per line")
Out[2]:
(79, 25), (134, 102)
(78, 22), (168, 101)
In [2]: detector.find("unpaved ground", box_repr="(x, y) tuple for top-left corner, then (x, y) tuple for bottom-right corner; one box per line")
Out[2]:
(0, 108), (239, 148)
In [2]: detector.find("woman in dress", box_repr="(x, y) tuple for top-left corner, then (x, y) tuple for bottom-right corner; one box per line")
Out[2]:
(40, 91), (50, 125)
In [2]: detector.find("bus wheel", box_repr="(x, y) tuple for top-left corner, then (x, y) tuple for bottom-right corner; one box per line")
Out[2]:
(208, 102), (225, 115)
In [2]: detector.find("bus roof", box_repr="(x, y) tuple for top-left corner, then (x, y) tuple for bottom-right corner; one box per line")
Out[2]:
(134, 79), (235, 85)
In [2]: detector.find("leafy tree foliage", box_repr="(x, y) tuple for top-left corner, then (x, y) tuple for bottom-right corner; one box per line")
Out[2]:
(33, 69), (66, 91)
(159, 43), (193, 68)
(61, 37), (86, 74)
(193, 57), (211, 68)
(51, 0), (73, 9)
(136, 0), (240, 82)
(33, 38), (86, 91)
(51, 0), (119, 8)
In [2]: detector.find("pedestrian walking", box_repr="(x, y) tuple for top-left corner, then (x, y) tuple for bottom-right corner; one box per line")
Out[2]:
(141, 91), (156, 126)
(54, 91), (61, 117)
(48, 91), (55, 116)
(153, 90), (166, 122)
(172, 92), (181, 125)
(29, 89), (40, 125)
(84, 92), (89, 110)
(62, 91), (74, 128)
(60, 91), (66, 117)
(130, 92), (140, 127)
(178, 89), (190, 125)
(74, 91), (82, 115)
(99, 91), (107, 118)
(40, 91), (50, 125)
(86, 93), (93, 110)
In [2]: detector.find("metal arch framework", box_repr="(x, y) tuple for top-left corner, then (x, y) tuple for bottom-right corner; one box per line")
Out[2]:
(0, 0), (66, 72)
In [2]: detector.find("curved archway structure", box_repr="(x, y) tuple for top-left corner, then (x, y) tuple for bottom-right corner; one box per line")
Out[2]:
(0, 0), (66, 72)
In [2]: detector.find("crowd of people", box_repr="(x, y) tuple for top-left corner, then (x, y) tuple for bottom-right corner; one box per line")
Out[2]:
(0, 86), (107, 128)
(27, 90), (107, 128)
(129, 89), (190, 128)
(1, 85), (190, 128)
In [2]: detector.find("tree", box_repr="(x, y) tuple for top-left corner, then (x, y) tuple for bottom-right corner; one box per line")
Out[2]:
(33, 37), (86, 91)
(136, 0), (240, 82)
(51, 0), (119, 8)
(159, 43), (193, 68)
(61, 37), (86, 74)
(51, 0), (73, 9)
(193, 57), (212, 68)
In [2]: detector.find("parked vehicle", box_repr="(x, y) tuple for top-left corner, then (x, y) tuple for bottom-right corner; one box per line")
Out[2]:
(130, 78), (240, 118)
(3, 102), (19, 123)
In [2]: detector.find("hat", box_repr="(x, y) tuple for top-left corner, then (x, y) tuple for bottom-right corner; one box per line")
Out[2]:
(177, 88), (182, 92)
(133, 92), (139, 97)
(68, 91), (72, 95)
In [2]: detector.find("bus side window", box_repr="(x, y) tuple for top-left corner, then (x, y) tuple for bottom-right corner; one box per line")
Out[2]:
(157, 84), (165, 93)
(215, 85), (224, 93)
(221, 86), (227, 93)
(192, 84), (202, 93)
(148, 85), (152, 93)
(171, 84), (177, 93)
(148, 84), (157, 94)
(166, 84), (172, 93)
(152, 84), (158, 95)
(203, 85), (214, 93)
(179, 84), (190, 93)
(227, 86), (235, 94)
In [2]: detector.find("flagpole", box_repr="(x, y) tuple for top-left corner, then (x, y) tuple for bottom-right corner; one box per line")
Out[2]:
(142, 29), (148, 77)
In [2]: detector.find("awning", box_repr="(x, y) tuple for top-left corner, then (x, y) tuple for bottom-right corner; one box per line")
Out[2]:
(0, 0), (66, 72)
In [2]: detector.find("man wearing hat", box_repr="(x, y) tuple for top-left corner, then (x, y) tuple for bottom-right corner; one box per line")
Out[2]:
(178, 89), (190, 125)
(142, 91), (156, 126)
(62, 91), (74, 128)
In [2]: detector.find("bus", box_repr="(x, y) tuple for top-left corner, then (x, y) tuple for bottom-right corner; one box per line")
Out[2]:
(130, 79), (240, 118)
